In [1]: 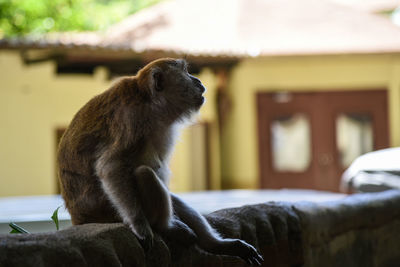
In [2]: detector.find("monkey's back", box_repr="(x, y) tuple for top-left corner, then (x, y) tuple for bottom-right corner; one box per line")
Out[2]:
(57, 89), (122, 224)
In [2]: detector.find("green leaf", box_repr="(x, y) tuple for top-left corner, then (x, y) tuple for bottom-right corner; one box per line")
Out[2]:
(51, 206), (61, 231)
(0, 0), (163, 37)
(9, 222), (30, 234)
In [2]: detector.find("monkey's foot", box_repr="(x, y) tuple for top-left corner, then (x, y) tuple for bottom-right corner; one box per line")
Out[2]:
(207, 239), (264, 266)
(231, 239), (264, 266)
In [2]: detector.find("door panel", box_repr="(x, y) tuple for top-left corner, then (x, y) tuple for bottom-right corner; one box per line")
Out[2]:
(257, 90), (389, 191)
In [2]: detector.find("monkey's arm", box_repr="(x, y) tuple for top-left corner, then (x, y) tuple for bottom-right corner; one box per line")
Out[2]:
(171, 193), (264, 265)
(95, 151), (154, 249)
(95, 156), (196, 249)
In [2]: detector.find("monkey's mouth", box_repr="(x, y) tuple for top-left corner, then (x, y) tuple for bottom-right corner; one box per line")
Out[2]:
(200, 95), (205, 105)
(196, 85), (206, 106)
(196, 95), (205, 106)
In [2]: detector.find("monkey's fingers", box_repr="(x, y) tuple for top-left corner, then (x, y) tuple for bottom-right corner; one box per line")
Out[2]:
(247, 253), (264, 266)
(130, 223), (155, 252)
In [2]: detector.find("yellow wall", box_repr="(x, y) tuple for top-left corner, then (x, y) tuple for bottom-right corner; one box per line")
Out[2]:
(2, 50), (400, 196)
(0, 51), (109, 196)
(222, 54), (400, 188)
(0, 50), (218, 196)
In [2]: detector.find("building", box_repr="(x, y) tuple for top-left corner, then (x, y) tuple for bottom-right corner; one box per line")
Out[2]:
(1, 0), (400, 196)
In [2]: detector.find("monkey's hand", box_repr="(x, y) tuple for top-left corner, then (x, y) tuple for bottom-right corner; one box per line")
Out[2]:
(225, 239), (264, 266)
(130, 219), (155, 251)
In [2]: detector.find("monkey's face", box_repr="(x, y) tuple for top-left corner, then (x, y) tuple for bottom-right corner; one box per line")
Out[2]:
(164, 69), (206, 118)
(141, 58), (206, 119)
(184, 73), (206, 108)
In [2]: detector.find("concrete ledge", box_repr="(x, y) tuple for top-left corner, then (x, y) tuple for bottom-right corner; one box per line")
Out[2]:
(1, 190), (400, 267)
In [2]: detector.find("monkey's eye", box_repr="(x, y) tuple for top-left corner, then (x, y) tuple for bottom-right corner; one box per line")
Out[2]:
(181, 61), (189, 73)
(183, 65), (188, 73)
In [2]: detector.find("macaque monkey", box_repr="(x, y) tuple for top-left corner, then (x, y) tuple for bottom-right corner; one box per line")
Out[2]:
(57, 58), (263, 265)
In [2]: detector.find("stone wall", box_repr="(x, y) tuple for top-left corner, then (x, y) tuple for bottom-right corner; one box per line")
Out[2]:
(1, 190), (400, 267)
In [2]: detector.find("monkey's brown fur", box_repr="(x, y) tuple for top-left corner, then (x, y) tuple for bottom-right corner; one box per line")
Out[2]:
(57, 58), (263, 265)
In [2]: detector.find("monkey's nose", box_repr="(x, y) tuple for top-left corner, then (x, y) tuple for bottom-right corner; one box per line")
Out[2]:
(199, 84), (206, 94)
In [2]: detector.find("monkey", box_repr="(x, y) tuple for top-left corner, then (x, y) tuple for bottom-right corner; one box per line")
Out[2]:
(57, 58), (263, 265)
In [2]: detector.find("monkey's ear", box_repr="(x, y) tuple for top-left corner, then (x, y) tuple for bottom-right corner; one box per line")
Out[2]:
(152, 70), (164, 92)
(138, 66), (164, 97)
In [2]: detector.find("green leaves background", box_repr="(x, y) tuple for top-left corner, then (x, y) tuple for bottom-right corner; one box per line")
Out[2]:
(0, 0), (161, 37)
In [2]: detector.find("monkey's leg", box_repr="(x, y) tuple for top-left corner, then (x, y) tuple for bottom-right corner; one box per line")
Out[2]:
(134, 165), (197, 245)
(171, 193), (264, 266)
(59, 170), (120, 225)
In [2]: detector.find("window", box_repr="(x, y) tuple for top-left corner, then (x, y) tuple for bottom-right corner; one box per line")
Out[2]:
(270, 114), (311, 172)
(336, 113), (373, 167)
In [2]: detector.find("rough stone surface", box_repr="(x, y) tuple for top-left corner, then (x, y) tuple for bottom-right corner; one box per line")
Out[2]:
(1, 190), (400, 267)
(293, 189), (400, 267)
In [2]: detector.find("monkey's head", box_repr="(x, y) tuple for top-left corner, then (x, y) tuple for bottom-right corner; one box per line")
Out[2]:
(137, 58), (206, 120)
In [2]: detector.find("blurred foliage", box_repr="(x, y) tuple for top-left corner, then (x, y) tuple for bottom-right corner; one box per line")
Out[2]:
(0, 0), (161, 37)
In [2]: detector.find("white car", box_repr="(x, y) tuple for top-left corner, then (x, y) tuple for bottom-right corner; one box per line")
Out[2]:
(341, 147), (400, 193)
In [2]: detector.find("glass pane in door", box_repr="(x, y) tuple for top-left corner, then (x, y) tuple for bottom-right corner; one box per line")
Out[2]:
(270, 114), (311, 172)
(336, 113), (373, 167)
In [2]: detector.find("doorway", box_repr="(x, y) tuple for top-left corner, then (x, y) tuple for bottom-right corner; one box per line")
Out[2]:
(257, 90), (389, 191)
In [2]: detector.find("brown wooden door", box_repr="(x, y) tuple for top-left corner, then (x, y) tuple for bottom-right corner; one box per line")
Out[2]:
(257, 90), (389, 192)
